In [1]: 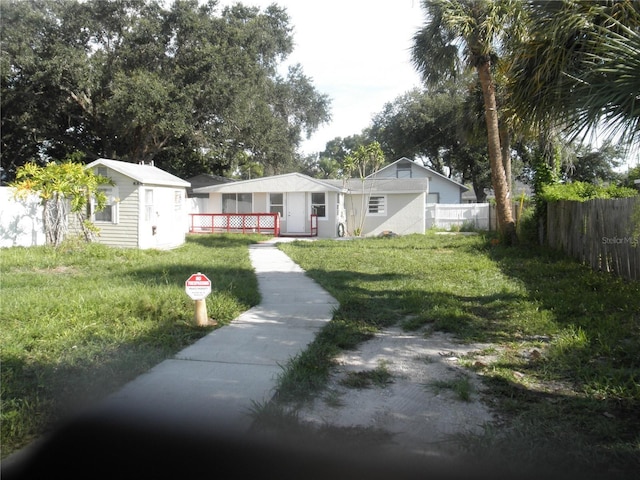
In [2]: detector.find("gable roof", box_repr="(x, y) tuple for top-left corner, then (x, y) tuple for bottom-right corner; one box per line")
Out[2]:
(324, 178), (429, 194)
(193, 172), (345, 194)
(86, 159), (190, 188)
(373, 157), (468, 192)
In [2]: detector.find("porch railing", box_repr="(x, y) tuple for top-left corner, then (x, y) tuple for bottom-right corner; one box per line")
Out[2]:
(189, 213), (280, 236)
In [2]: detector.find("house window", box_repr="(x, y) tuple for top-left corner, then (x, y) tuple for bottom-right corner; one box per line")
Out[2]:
(311, 192), (326, 218)
(427, 193), (439, 204)
(222, 193), (252, 213)
(368, 195), (386, 215)
(94, 186), (119, 223)
(396, 163), (412, 178)
(144, 189), (154, 222)
(269, 193), (284, 217)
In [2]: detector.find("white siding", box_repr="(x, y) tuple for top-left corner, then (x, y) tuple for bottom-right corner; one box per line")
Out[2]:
(347, 192), (426, 236)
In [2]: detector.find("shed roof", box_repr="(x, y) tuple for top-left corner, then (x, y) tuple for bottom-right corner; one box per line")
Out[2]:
(86, 159), (190, 188)
(193, 172), (345, 194)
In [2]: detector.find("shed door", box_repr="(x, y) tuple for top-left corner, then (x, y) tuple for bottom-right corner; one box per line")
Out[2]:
(286, 192), (306, 233)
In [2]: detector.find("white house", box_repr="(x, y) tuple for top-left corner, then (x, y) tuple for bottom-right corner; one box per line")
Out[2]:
(193, 168), (431, 238)
(77, 159), (191, 249)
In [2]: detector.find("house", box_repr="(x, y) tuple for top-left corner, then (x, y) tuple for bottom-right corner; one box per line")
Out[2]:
(193, 170), (428, 238)
(374, 157), (468, 204)
(186, 173), (235, 215)
(76, 159), (191, 249)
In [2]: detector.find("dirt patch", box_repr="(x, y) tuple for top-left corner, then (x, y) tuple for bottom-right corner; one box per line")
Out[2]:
(296, 327), (498, 459)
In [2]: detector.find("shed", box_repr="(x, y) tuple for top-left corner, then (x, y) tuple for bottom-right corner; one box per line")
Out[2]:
(79, 159), (191, 249)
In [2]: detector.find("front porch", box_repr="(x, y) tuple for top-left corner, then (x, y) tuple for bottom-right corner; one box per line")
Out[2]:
(188, 213), (318, 237)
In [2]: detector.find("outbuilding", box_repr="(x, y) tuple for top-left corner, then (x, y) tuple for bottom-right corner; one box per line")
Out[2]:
(79, 159), (191, 249)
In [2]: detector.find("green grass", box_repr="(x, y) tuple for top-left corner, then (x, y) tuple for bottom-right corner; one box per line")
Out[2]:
(428, 375), (474, 402)
(274, 232), (640, 476)
(0, 234), (263, 458)
(3, 231), (640, 476)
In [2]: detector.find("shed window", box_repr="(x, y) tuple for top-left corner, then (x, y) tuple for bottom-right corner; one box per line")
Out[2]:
(222, 193), (252, 213)
(269, 193), (284, 217)
(94, 186), (119, 223)
(368, 195), (386, 215)
(144, 189), (154, 222)
(311, 192), (326, 218)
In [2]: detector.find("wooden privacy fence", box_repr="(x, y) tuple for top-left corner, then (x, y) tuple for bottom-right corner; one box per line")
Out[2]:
(546, 197), (640, 281)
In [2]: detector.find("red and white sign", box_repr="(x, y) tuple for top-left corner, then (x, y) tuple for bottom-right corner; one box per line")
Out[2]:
(185, 273), (211, 300)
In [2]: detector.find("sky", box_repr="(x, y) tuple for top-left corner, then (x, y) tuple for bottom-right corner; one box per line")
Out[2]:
(218, 0), (426, 156)
(217, 0), (639, 170)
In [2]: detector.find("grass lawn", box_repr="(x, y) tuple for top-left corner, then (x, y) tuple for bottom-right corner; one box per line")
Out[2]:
(0, 234), (263, 458)
(2, 231), (639, 476)
(275, 232), (640, 476)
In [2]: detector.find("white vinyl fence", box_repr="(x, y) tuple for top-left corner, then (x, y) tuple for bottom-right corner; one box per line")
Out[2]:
(0, 186), (46, 247)
(426, 203), (491, 231)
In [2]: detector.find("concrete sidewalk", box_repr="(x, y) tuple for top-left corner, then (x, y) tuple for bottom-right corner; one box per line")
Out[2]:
(89, 240), (338, 433)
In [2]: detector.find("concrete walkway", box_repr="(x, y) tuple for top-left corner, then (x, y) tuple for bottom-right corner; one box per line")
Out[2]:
(88, 240), (338, 433)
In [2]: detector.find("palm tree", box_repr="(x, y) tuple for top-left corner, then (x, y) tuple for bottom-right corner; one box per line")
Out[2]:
(412, 0), (524, 243)
(507, 0), (640, 149)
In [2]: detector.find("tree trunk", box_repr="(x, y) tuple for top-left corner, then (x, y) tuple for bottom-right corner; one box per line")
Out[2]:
(499, 121), (512, 199)
(476, 61), (517, 244)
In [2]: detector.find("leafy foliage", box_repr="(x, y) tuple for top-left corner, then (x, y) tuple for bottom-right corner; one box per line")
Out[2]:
(10, 156), (113, 245)
(539, 182), (638, 203)
(0, 0), (330, 181)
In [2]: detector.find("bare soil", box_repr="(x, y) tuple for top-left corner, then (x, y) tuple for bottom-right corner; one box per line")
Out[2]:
(295, 326), (499, 460)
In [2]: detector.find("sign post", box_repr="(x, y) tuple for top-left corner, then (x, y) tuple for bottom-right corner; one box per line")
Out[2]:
(185, 273), (212, 326)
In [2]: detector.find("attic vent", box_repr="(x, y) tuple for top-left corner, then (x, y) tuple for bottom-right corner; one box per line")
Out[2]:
(139, 160), (154, 166)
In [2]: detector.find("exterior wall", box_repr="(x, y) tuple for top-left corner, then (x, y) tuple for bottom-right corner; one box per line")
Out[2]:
(347, 192), (426, 237)
(138, 186), (187, 250)
(428, 175), (462, 204)
(377, 160), (463, 204)
(375, 164), (428, 179)
(0, 187), (46, 247)
(92, 170), (139, 248)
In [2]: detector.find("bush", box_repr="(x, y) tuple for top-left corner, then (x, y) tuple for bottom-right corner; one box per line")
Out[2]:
(539, 181), (638, 202)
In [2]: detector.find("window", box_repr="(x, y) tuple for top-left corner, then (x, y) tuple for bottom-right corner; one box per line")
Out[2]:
(311, 192), (326, 217)
(95, 167), (109, 178)
(222, 193), (252, 213)
(269, 193), (283, 217)
(174, 190), (183, 212)
(396, 163), (412, 178)
(427, 193), (440, 204)
(94, 187), (118, 223)
(144, 189), (154, 222)
(368, 195), (386, 215)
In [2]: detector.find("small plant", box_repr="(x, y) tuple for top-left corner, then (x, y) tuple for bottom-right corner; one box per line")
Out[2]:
(428, 375), (474, 402)
(340, 361), (393, 389)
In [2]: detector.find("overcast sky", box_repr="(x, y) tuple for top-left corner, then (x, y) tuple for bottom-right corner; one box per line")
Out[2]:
(218, 0), (425, 155)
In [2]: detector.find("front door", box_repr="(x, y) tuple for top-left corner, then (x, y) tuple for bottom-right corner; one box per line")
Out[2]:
(286, 192), (306, 233)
